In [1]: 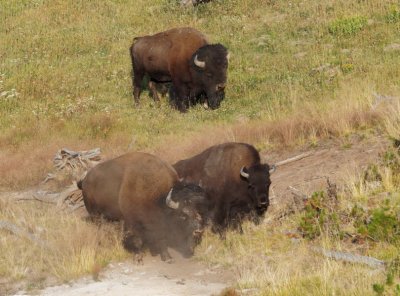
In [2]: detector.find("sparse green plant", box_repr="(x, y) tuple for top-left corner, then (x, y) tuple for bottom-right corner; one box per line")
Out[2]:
(341, 63), (354, 74)
(367, 200), (400, 243)
(328, 15), (368, 36)
(373, 283), (385, 296)
(372, 258), (400, 296)
(299, 191), (341, 240)
(387, 4), (400, 23)
(383, 147), (400, 176)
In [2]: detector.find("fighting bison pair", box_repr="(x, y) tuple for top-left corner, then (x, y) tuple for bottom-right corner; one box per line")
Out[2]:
(130, 27), (229, 112)
(79, 143), (272, 263)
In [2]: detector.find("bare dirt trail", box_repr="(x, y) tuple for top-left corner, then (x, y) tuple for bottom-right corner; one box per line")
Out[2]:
(12, 250), (232, 296)
(7, 133), (391, 296)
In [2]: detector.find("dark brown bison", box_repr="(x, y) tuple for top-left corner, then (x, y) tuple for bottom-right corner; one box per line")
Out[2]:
(129, 27), (229, 112)
(78, 152), (208, 263)
(173, 142), (274, 237)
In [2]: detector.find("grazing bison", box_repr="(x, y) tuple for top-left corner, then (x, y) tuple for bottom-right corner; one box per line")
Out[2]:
(173, 142), (274, 237)
(129, 27), (229, 112)
(78, 152), (208, 263)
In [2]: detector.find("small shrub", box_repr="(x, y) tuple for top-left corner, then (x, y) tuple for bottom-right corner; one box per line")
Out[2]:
(367, 200), (400, 243)
(387, 5), (400, 23)
(372, 259), (400, 296)
(382, 147), (400, 175)
(341, 63), (354, 74)
(328, 15), (368, 36)
(354, 199), (400, 243)
(372, 283), (385, 296)
(299, 191), (341, 240)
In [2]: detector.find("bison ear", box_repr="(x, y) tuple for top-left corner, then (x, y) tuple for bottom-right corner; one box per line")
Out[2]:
(240, 166), (249, 179)
(194, 55), (206, 68)
(166, 189), (180, 209)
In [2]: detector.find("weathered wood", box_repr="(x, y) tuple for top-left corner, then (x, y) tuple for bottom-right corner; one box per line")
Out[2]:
(309, 246), (385, 269)
(273, 151), (314, 169)
(53, 148), (102, 174)
(0, 221), (48, 247)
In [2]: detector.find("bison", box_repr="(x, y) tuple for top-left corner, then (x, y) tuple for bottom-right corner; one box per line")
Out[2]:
(173, 142), (274, 237)
(78, 152), (208, 263)
(129, 27), (229, 112)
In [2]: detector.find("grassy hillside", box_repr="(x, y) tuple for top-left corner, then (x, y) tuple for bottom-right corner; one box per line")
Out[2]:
(1, 0), (400, 188)
(1, 0), (400, 294)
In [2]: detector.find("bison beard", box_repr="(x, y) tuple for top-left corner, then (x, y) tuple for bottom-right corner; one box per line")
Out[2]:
(80, 152), (208, 263)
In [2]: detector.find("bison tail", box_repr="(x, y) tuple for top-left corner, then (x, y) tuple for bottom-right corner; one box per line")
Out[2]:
(77, 180), (83, 190)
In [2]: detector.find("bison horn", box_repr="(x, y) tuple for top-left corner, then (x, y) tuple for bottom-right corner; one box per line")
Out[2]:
(194, 55), (205, 68)
(269, 164), (276, 174)
(226, 52), (231, 61)
(166, 189), (179, 209)
(240, 166), (249, 179)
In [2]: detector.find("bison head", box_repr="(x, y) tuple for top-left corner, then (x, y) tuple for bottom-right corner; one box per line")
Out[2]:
(240, 164), (273, 216)
(190, 44), (229, 110)
(161, 183), (208, 258)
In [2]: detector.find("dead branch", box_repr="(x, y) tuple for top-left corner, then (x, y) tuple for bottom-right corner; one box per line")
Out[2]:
(51, 148), (102, 182)
(57, 184), (83, 210)
(372, 91), (399, 109)
(274, 151), (314, 168)
(0, 221), (48, 247)
(309, 246), (385, 269)
(288, 186), (308, 199)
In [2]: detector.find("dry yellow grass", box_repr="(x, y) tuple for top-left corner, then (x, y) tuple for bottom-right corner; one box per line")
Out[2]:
(0, 197), (129, 285)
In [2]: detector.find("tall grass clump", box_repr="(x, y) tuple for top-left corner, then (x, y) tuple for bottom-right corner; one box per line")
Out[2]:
(0, 198), (129, 287)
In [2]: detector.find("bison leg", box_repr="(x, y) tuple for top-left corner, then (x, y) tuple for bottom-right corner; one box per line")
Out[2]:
(122, 221), (144, 264)
(169, 83), (190, 113)
(211, 201), (230, 239)
(148, 81), (161, 103)
(132, 74), (143, 108)
(143, 220), (173, 263)
(148, 232), (173, 263)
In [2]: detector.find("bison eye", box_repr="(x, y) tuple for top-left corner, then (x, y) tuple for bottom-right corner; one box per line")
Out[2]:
(180, 215), (187, 220)
(206, 72), (212, 78)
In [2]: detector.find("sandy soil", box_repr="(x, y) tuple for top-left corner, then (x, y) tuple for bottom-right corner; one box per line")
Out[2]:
(12, 250), (233, 296)
(5, 133), (391, 296)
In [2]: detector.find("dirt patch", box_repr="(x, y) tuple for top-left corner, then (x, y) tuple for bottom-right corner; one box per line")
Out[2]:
(12, 250), (233, 296)
(262, 134), (390, 216)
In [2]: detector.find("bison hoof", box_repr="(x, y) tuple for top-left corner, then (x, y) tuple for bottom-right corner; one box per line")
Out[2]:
(135, 253), (144, 265)
(134, 102), (140, 108)
(160, 251), (173, 263)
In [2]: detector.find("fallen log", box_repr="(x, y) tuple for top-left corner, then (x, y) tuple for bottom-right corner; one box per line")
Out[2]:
(309, 246), (385, 269)
(274, 151), (314, 168)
